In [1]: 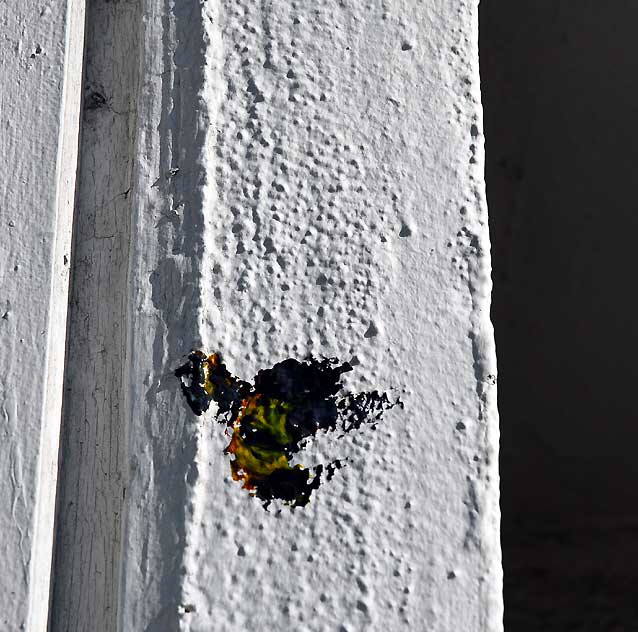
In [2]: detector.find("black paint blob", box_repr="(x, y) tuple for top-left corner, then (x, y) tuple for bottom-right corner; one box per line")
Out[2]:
(176, 351), (402, 509)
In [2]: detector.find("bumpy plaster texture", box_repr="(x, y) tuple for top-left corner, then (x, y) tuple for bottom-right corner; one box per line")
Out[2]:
(45, 0), (501, 630)
(181, 3), (500, 630)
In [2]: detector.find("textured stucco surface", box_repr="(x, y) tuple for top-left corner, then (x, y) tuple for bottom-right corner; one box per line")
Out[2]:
(0, 1), (84, 630)
(116, 1), (502, 630)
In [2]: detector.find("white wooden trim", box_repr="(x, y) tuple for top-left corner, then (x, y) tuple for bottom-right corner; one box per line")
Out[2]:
(0, 1), (85, 630)
(49, 1), (141, 629)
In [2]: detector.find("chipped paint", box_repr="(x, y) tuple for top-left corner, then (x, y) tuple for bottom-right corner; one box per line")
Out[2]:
(176, 351), (400, 508)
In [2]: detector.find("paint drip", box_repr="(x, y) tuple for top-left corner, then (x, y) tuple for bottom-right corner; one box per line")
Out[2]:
(175, 351), (401, 509)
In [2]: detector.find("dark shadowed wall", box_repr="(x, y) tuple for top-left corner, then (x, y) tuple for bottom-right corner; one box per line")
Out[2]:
(480, 2), (638, 629)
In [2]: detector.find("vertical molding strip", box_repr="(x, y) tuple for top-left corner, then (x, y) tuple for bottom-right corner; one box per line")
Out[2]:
(0, 1), (85, 630)
(30, 4), (87, 630)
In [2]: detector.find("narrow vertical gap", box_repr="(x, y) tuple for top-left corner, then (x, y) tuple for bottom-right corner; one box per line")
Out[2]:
(50, 0), (142, 629)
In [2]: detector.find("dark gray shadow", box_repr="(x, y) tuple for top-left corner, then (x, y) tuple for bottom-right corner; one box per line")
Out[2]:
(480, 2), (638, 629)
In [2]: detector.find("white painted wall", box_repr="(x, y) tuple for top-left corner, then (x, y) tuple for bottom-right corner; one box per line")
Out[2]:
(1, 0), (501, 630)
(0, 1), (85, 630)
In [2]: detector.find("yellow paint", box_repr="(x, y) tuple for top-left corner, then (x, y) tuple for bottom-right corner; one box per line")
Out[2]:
(224, 390), (302, 489)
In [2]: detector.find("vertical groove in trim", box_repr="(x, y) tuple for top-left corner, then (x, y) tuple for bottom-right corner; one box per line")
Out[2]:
(50, 1), (142, 629)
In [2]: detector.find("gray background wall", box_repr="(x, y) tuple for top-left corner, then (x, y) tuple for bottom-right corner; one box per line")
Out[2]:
(480, 2), (638, 629)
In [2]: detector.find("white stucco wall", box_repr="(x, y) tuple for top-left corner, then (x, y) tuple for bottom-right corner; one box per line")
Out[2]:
(1, 1), (501, 630)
